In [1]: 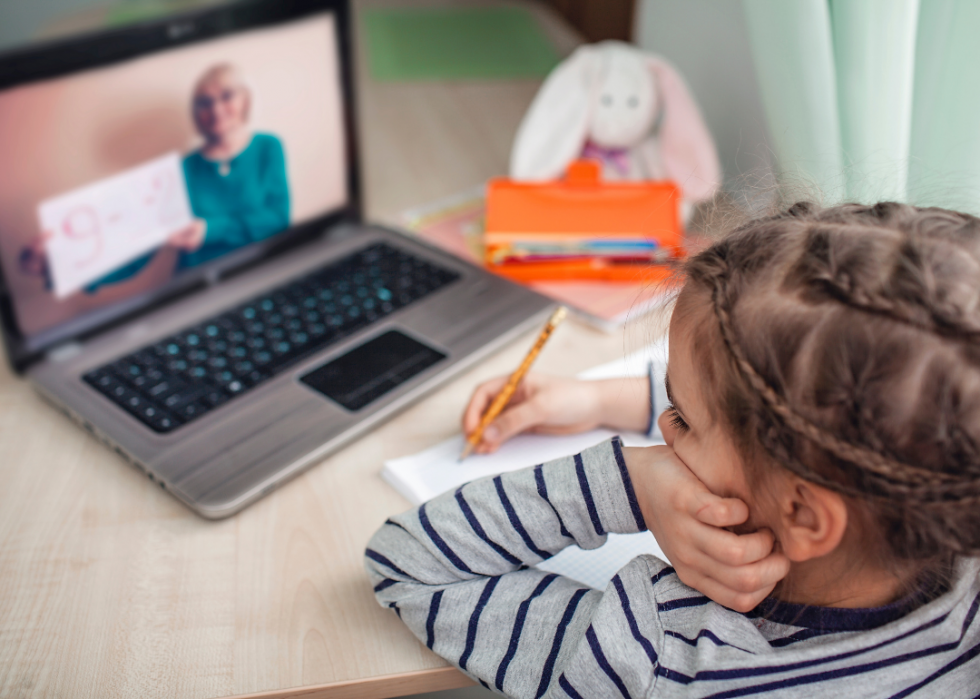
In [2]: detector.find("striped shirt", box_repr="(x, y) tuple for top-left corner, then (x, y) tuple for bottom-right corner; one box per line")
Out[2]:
(365, 438), (980, 697)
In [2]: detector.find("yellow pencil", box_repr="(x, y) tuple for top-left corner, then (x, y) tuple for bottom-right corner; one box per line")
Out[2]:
(459, 306), (568, 462)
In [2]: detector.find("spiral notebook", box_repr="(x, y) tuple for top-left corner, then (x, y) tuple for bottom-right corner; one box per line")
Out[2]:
(381, 341), (672, 590)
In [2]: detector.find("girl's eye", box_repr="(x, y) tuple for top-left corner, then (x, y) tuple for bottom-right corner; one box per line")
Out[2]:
(666, 405), (689, 432)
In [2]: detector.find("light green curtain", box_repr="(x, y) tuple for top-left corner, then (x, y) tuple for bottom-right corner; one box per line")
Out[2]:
(743, 0), (980, 213)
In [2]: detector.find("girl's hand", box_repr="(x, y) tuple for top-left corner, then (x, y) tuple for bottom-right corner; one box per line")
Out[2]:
(463, 374), (608, 454)
(167, 220), (206, 251)
(623, 445), (791, 612)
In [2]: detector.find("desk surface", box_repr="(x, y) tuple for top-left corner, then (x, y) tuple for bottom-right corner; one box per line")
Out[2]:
(0, 4), (663, 698)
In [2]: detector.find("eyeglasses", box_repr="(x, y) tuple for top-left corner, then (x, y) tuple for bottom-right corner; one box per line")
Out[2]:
(194, 88), (244, 111)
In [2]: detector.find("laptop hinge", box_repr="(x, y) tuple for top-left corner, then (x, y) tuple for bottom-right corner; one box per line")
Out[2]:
(46, 341), (83, 363)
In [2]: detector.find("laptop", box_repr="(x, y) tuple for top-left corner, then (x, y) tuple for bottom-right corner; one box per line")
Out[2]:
(0, 0), (552, 519)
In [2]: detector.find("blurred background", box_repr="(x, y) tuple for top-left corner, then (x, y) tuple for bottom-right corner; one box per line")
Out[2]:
(6, 0), (980, 218)
(0, 0), (776, 217)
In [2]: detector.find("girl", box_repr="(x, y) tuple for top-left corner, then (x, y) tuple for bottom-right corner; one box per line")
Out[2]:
(366, 202), (980, 696)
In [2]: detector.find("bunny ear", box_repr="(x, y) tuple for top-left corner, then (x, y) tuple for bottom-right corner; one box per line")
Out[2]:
(646, 56), (721, 202)
(510, 46), (598, 181)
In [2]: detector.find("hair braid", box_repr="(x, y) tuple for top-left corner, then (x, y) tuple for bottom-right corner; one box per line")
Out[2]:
(709, 270), (980, 504)
(806, 250), (980, 341)
(684, 201), (980, 559)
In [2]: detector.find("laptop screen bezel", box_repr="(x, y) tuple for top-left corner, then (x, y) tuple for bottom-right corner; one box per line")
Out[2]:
(0, 0), (362, 374)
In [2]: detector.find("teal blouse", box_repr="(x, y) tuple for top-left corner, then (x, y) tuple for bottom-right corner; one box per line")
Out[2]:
(92, 133), (290, 287)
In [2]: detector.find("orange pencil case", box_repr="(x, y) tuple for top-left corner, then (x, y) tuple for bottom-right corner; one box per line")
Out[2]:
(484, 159), (684, 282)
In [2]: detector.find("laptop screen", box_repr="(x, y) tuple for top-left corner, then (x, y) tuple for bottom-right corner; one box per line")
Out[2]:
(0, 9), (348, 352)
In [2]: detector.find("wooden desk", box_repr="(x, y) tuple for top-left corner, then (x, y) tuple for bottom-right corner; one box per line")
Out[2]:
(0, 4), (660, 697)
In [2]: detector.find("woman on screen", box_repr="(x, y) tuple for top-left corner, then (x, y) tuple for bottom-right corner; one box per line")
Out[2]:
(176, 62), (291, 266)
(20, 62), (291, 290)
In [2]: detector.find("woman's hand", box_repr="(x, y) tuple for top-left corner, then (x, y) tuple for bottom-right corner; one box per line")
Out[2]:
(18, 232), (51, 278)
(167, 220), (206, 251)
(623, 445), (791, 612)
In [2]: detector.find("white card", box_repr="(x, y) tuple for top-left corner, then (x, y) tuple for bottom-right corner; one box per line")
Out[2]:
(38, 152), (193, 298)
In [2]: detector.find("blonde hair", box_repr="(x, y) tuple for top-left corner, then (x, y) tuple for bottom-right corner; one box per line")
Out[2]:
(190, 63), (252, 134)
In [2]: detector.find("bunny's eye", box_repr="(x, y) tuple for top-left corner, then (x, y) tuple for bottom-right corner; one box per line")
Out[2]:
(627, 96), (639, 108)
(601, 94), (613, 107)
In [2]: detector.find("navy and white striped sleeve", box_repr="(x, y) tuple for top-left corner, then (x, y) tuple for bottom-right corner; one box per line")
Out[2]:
(365, 437), (653, 697)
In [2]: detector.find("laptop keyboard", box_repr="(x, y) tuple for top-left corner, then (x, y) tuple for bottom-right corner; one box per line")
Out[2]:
(83, 243), (460, 433)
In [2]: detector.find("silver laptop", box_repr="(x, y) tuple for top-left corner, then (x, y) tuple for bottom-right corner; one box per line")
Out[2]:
(0, 0), (551, 518)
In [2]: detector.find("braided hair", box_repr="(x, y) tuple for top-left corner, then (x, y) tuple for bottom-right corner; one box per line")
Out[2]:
(682, 201), (980, 561)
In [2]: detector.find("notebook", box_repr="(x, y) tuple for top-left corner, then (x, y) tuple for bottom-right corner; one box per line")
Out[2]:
(381, 340), (672, 590)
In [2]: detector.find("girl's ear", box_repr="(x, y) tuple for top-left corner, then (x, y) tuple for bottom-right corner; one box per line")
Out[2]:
(777, 478), (849, 562)
(644, 56), (721, 203)
(510, 45), (597, 181)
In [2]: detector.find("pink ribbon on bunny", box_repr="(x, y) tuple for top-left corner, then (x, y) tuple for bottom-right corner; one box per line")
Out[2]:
(510, 41), (721, 207)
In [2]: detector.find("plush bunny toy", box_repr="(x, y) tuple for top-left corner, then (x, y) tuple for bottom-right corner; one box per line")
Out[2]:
(510, 41), (721, 206)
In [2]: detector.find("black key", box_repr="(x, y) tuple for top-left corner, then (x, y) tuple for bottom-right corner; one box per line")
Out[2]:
(175, 402), (206, 420)
(201, 387), (229, 408)
(144, 409), (179, 433)
(166, 359), (188, 373)
(122, 391), (145, 413)
(133, 350), (160, 367)
(110, 383), (129, 400)
(88, 371), (117, 392)
(112, 361), (143, 379)
(131, 370), (161, 389)
(233, 360), (255, 376)
(147, 379), (185, 399)
(187, 349), (209, 363)
(163, 386), (205, 410)
(245, 370), (267, 386)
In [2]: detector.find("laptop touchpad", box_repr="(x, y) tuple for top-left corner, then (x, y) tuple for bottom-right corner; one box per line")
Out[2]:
(300, 330), (446, 411)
